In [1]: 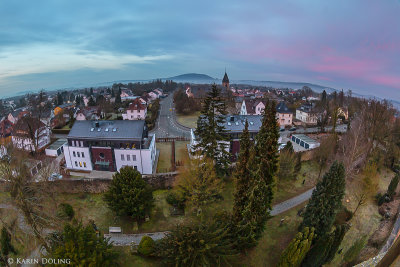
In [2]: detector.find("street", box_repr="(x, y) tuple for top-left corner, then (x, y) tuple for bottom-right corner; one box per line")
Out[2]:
(149, 94), (191, 138)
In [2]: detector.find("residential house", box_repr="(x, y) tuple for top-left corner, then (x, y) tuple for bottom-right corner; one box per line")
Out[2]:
(12, 117), (51, 152)
(276, 102), (293, 127)
(76, 107), (104, 121)
(7, 108), (29, 124)
(63, 120), (156, 174)
(54, 103), (75, 117)
(120, 90), (138, 102)
(0, 118), (14, 144)
(296, 103), (319, 125)
(240, 99), (266, 115)
(122, 98), (147, 120)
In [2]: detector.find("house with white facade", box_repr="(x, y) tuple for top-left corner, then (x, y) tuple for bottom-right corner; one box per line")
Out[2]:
(296, 103), (319, 125)
(12, 117), (51, 152)
(240, 99), (265, 115)
(64, 120), (156, 174)
(122, 98), (147, 120)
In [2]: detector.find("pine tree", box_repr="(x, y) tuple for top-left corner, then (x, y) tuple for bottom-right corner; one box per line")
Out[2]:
(115, 88), (122, 104)
(321, 90), (327, 107)
(284, 141), (294, 153)
(302, 224), (349, 267)
(277, 227), (315, 267)
(294, 153), (302, 176)
(233, 120), (252, 222)
(104, 166), (154, 221)
(0, 226), (16, 265)
(194, 84), (230, 176)
(387, 174), (399, 200)
(252, 99), (280, 212)
(239, 100), (280, 241)
(300, 161), (346, 237)
(88, 96), (96, 106)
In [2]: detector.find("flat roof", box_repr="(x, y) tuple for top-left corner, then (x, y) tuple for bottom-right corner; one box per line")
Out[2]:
(292, 134), (319, 144)
(47, 139), (67, 150)
(68, 120), (145, 140)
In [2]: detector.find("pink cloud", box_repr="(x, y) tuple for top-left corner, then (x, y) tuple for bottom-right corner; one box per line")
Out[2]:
(369, 75), (400, 89)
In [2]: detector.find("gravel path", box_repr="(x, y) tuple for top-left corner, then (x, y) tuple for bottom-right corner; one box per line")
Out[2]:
(270, 187), (315, 216)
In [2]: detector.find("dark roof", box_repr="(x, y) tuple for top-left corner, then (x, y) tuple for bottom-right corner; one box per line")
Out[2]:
(13, 117), (45, 137)
(68, 120), (146, 140)
(222, 72), (229, 83)
(297, 103), (314, 113)
(276, 102), (291, 114)
(57, 103), (75, 109)
(224, 115), (262, 132)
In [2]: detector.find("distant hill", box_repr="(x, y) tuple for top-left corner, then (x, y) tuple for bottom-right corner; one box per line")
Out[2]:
(166, 73), (217, 82)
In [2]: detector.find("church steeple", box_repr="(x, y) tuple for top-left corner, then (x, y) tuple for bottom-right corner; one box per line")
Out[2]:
(222, 70), (229, 89)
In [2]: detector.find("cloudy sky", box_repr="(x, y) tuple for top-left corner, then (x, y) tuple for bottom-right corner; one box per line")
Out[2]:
(0, 0), (399, 100)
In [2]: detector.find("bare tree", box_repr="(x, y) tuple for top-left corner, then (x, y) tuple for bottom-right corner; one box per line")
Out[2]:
(336, 108), (370, 180)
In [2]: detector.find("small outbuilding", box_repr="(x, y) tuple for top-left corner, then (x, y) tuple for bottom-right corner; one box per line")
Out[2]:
(291, 134), (320, 150)
(45, 139), (67, 157)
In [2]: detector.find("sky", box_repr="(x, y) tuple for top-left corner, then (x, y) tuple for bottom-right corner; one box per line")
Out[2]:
(0, 0), (400, 100)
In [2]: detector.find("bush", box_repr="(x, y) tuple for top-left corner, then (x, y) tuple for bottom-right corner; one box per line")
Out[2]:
(166, 191), (186, 210)
(387, 174), (399, 200)
(57, 203), (75, 220)
(137, 236), (155, 256)
(343, 235), (368, 264)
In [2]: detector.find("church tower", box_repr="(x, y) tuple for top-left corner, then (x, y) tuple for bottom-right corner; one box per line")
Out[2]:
(222, 70), (229, 90)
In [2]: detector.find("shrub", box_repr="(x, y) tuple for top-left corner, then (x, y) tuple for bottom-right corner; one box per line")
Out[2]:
(57, 203), (75, 220)
(137, 236), (155, 256)
(166, 191), (186, 210)
(387, 174), (399, 200)
(343, 235), (368, 265)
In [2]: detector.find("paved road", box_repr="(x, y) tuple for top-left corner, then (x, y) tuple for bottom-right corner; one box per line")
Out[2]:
(150, 94), (191, 138)
(270, 187), (315, 216)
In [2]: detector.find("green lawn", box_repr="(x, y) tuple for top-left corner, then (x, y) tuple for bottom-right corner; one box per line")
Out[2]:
(61, 124), (71, 130)
(238, 203), (306, 266)
(115, 247), (162, 267)
(156, 142), (172, 173)
(274, 160), (320, 204)
(176, 111), (200, 129)
(175, 141), (190, 169)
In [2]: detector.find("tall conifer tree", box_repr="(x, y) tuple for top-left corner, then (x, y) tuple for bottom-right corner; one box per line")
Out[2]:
(233, 120), (252, 221)
(195, 84), (230, 175)
(300, 161), (346, 236)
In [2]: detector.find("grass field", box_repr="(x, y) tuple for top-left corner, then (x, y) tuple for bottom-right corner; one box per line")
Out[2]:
(176, 111), (200, 129)
(156, 142), (172, 173)
(274, 160), (320, 204)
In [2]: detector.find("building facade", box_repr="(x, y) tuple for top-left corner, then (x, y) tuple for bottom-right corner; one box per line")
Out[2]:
(63, 120), (156, 174)
(122, 98), (147, 120)
(296, 104), (318, 125)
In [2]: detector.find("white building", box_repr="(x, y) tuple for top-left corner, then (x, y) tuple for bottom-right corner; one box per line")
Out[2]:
(296, 104), (318, 125)
(12, 117), (50, 152)
(63, 120), (156, 174)
(122, 99), (147, 120)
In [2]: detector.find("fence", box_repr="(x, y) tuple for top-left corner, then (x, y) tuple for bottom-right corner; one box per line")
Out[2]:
(156, 136), (189, 142)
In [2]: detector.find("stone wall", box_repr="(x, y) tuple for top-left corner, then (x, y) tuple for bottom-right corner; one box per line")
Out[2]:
(0, 172), (177, 194)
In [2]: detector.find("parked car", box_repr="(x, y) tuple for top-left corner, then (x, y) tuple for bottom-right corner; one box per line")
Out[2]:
(48, 173), (63, 181)
(289, 127), (297, 131)
(280, 128), (285, 132)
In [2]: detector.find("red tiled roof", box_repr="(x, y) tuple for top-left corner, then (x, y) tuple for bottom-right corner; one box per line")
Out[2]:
(127, 98), (146, 111)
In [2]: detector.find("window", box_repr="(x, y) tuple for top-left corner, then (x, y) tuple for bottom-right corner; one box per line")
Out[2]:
(121, 154), (125, 161)
(77, 152), (80, 157)
(73, 151), (76, 157)
(132, 155), (136, 161)
(83, 162), (86, 167)
(127, 155), (130, 161)
(134, 166), (138, 171)
(79, 162), (82, 167)
(80, 141), (83, 147)
(82, 152), (85, 157)
(75, 161), (78, 167)
(99, 153), (105, 159)
(72, 140), (75, 146)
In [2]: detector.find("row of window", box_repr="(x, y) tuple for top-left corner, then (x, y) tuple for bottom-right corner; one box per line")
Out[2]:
(75, 161), (87, 168)
(72, 140), (84, 147)
(73, 151), (85, 158)
(120, 154), (137, 161)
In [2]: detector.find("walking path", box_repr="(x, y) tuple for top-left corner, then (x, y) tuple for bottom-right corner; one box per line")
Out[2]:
(270, 187), (315, 216)
(104, 232), (168, 246)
